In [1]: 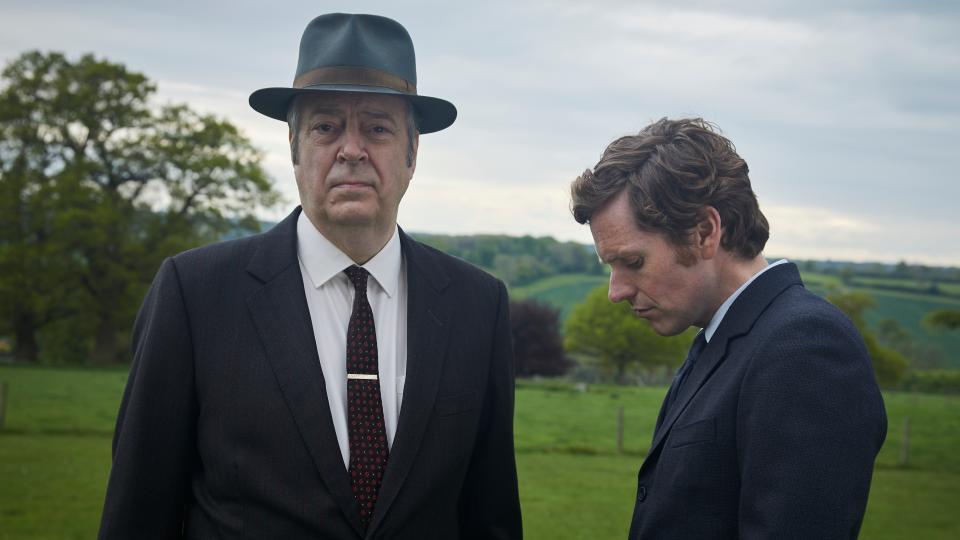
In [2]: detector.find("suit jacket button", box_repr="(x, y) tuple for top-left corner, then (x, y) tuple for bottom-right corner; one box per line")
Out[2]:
(637, 485), (647, 502)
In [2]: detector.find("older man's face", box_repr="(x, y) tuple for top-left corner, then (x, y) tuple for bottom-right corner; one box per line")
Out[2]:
(291, 93), (417, 235)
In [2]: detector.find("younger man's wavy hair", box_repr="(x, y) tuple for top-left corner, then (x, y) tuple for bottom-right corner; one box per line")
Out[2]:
(571, 117), (769, 261)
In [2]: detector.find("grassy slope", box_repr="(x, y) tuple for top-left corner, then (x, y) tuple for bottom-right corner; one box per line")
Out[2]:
(510, 274), (608, 320)
(802, 273), (960, 367)
(1, 367), (959, 539)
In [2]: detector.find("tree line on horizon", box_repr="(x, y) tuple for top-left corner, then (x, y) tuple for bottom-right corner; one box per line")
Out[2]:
(412, 232), (605, 287)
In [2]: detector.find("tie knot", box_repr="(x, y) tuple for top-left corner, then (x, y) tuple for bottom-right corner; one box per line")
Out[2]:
(344, 265), (369, 291)
(689, 331), (707, 360)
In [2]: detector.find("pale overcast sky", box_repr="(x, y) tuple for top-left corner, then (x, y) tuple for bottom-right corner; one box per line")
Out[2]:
(2, 0), (958, 265)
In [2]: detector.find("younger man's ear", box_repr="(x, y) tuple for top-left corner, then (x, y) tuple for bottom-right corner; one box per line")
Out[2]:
(697, 206), (722, 260)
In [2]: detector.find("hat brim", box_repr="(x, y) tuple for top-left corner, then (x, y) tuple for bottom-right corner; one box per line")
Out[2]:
(249, 85), (456, 134)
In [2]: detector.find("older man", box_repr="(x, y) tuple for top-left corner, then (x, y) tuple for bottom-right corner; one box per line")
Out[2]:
(99, 14), (522, 539)
(571, 118), (886, 539)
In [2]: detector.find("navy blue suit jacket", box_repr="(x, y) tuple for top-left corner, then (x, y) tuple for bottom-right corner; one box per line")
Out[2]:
(98, 208), (522, 539)
(629, 262), (886, 539)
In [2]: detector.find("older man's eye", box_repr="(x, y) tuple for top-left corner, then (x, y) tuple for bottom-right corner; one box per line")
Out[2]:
(626, 259), (643, 270)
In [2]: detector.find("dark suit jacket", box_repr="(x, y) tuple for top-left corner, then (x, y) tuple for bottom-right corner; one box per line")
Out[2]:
(629, 263), (886, 539)
(99, 208), (522, 539)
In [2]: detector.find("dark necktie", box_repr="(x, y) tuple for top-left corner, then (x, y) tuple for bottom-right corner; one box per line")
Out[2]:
(343, 265), (389, 529)
(660, 331), (707, 424)
(674, 331), (707, 395)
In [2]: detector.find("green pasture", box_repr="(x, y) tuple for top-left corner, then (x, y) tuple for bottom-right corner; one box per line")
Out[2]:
(510, 273), (608, 320)
(1, 366), (959, 539)
(798, 271), (842, 289)
(865, 291), (960, 365)
(802, 273), (960, 368)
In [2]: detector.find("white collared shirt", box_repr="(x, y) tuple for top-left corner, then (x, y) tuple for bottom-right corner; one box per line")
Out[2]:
(296, 213), (408, 468)
(704, 259), (789, 342)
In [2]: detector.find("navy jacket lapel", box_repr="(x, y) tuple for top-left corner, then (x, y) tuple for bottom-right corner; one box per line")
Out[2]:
(244, 209), (364, 536)
(369, 229), (453, 533)
(647, 263), (804, 458)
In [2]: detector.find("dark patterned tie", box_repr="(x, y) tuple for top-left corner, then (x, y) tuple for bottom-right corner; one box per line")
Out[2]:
(343, 265), (389, 529)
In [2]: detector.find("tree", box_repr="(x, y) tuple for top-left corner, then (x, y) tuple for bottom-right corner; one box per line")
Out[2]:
(826, 291), (909, 387)
(826, 291), (875, 329)
(877, 317), (945, 370)
(839, 265), (855, 285)
(0, 51), (281, 363)
(564, 285), (692, 383)
(509, 298), (572, 377)
(924, 309), (960, 331)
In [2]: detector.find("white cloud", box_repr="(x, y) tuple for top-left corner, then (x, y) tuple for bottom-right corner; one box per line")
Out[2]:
(1, 0), (958, 265)
(764, 205), (959, 266)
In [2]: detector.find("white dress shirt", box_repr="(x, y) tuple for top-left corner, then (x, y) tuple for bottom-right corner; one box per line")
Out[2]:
(704, 259), (789, 342)
(296, 213), (408, 468)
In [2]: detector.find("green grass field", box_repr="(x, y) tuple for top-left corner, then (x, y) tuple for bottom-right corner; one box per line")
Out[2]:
(1, 366), (958, 539)
(0, 367), (123, 540)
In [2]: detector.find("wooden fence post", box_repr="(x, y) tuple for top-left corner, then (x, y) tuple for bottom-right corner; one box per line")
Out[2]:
(899, 416), (910, 467)
(616, 406), (625, 454)
(0, 381), (7, 430)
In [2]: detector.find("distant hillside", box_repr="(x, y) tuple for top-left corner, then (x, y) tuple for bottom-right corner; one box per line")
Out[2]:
(510, 274), (608, 320)
(411, 232), (604, 287)
(791, 258), (960, 283)
(411, 233), (960, 368)
(240, 226), (960, 282)
(229, 228), (960, 368)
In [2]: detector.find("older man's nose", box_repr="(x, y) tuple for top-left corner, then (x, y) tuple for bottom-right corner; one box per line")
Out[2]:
(337, 128), (367, 163)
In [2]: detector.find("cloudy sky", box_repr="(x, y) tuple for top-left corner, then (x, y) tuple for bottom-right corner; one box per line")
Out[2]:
(2, 0), (958, 265)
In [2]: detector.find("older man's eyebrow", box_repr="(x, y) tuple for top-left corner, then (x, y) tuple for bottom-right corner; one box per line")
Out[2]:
(358, 109), (400, 123)
(305, 106), (399, 123)
(304, 105), (344, 117)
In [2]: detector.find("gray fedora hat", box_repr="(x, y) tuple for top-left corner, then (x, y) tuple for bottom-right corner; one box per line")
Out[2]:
(249, 13), (456, 134)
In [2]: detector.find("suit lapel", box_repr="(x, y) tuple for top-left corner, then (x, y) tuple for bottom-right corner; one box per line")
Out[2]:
(645, 263), (804, 461)
(245, 208), (364, 536)
(648, 337), (728, 454)
(369, 230), (452, 533)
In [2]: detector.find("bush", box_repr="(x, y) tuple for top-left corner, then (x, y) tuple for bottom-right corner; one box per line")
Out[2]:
(510, 299), (573, 377)
(564, 285), (691, 384)
(898, 370), (960, 395)
(36, 316), (95, 365)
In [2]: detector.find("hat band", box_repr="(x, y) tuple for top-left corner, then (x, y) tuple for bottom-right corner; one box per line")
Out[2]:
(293, 66), (417, 95)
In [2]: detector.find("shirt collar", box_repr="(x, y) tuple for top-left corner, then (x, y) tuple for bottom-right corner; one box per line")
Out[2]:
(703, 259), (789, 342)
(296, 212), (402, 298)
